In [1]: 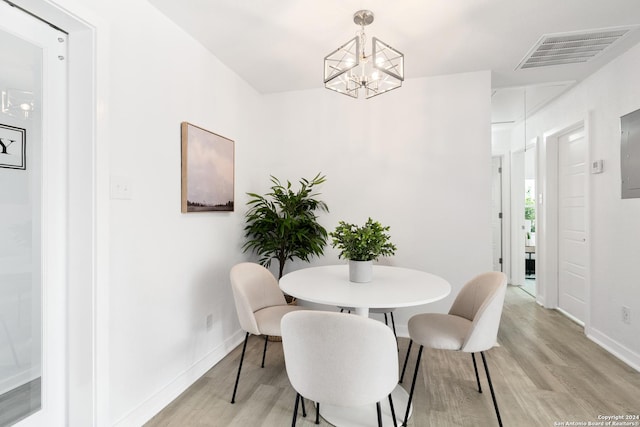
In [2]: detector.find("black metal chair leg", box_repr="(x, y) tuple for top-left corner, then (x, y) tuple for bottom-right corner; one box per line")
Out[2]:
(231, 332), (249, 403)
(301, 396), (307, 417)
(399, 340), (413, 383)
(481, 352), (503, 427)
(376, 402), (383, 427)
(315, 402), (320, 424)
(472, 353), (482, 393)
(389, 393), (398, 427)
(384, 313), (389, 325)
(292, 393), (300, 427)
(390, 312), (398, 339)
(261, 335), (268, 368)
(402, 345), (423, 426)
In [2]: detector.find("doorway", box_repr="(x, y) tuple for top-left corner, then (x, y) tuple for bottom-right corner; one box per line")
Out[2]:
(510, 139), (537, 292)
(523, 144), (537, 296)
(540, 122), (589, 325)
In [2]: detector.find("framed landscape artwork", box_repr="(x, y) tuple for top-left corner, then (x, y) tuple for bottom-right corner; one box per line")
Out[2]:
(181, 122), (234, 212)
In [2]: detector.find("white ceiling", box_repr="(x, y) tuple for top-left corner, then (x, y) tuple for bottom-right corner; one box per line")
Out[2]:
(148, 0), (640, 122)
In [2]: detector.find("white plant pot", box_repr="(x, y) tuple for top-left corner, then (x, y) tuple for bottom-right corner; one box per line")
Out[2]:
(349, 260), (373, 283)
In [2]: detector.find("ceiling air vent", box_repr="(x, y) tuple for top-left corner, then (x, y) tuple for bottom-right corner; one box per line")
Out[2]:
(516, 27), (635, 70)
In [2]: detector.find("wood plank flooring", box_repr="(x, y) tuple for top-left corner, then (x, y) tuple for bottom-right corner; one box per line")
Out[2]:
(0, 378), (41, 427)
(146, 287), (640, 426)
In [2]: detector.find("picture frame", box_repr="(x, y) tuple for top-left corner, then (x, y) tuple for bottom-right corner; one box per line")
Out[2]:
(181, 122), (235, 212)
(0, 123), (26, 170)
(621, 108), (640, 199)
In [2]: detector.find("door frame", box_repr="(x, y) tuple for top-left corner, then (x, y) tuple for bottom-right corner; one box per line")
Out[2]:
(510, 148), (526, 286)
(494, 152), (512, 284)
(7, 0), (104, 425)
(491, 155), (504, 273)
(539, 118), (591, 329)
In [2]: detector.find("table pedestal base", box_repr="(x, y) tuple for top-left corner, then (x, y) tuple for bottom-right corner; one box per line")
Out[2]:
(319, 384), (411, 426)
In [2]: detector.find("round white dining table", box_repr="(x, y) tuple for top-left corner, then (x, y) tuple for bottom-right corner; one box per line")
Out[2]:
(279, 264), (451, 318)
(279, 264), (452, 427)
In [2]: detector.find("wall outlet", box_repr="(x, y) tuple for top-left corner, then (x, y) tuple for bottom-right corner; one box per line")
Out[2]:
(206, 314), (213, 330)
(622, 306), (631, 325)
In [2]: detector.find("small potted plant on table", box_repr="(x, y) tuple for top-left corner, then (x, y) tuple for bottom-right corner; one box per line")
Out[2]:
(329, 218), (397, 283)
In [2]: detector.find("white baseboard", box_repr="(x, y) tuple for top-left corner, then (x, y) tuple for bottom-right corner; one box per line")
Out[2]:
(587, 327), (640, 372)
(398, 316), (640, 373)
(112, 330), (245, 427)
(556, 307), (585, 327)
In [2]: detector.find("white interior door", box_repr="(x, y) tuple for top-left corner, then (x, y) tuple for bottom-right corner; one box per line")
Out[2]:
(0, 2), (68, 425)
(558, 127), (587, 323)
(491, 156), (503, 272)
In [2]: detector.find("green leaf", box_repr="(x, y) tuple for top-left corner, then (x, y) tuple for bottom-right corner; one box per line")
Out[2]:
(243, 173), (329, 278)
(329, 217), (397, 261)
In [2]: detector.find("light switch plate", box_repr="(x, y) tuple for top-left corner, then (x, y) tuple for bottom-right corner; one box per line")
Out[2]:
(110, 175), (132, 200)
(591, 159), (604, 174)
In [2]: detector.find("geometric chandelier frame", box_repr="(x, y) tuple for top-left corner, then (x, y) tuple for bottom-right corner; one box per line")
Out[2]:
(324, 10), (404, 99)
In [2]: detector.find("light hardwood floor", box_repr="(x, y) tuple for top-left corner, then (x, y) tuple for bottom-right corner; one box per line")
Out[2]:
(0, 378), (40, 427)
(146, 287), (640, 426)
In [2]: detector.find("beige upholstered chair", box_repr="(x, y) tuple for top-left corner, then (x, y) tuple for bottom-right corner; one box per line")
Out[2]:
(229, 262), (307, 404)
(400, 272), (507, 426)
(281, 311), (399, 427)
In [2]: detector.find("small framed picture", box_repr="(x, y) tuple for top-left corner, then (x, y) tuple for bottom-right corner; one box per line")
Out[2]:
(181, 122), (235, 212)
(0, 123), (26, 170)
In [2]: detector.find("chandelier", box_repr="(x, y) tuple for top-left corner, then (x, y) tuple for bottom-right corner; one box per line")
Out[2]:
(324, 10), (404, 99)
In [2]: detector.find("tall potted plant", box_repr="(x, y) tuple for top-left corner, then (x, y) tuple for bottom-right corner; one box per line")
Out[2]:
(329, 218), (397, 283)
(243, 173), (329, 284)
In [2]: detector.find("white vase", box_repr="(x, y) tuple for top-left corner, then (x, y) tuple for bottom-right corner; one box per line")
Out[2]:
(349, 260), (373, 283)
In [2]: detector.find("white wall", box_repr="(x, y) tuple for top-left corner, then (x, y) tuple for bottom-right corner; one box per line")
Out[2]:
(103, 3), (263, 425)
(258, 71), (493, 328)
(506, 42), (640, 369)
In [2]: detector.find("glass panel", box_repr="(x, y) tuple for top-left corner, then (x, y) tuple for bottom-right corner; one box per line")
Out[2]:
(0, 28), (43, 426)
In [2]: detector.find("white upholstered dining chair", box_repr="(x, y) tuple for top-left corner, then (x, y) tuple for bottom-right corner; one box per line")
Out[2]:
(281, 310), (399, 427)
(399, 271), (507, 426)
(229, 262), (308, 404)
